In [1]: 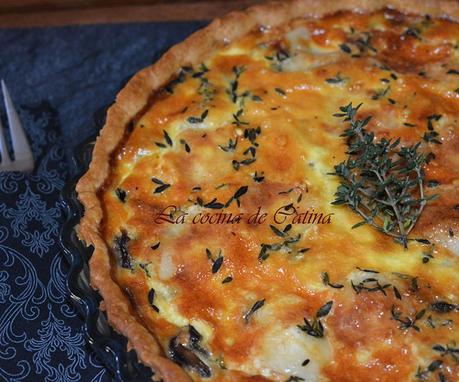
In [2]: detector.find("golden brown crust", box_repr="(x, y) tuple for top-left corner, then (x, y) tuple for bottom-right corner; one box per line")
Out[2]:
(76, 1), (459, 380)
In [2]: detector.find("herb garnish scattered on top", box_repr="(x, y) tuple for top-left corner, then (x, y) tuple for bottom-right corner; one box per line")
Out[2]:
(265, 48), (290, 72)
(322, 272), (344, 289)
(285, 377), (305, 382)
(391, 304), (426, 332)
(155, 129), (174, 148)
(326, 72), (347, 84)
(194, 63), (214, 104)
(258, 225), (301, 262)
(227, 66), (251, 105)
(152, 177), (171, 194)
(298, 301), (333, 338)
(423, 114), (442, 145)
(187, 109), (209, 124)
(219, 137), (238, 152)
(252, 171), (265, 183)
(180, 139), (191, 153)
(351, 276), (391, 296)
(244, 299), (265, 323)
(330, 103), (436, 247)
(415, 360), (444, 381)
(433, 342), (459, 363)
(165, 66), (191, 94)
(430, 301), (457, 313)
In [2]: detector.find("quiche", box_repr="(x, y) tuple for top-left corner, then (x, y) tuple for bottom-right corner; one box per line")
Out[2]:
(76, 1), (459, 381)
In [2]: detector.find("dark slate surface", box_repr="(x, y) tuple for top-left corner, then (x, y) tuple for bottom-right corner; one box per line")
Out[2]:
(0, 20), (206, 382)
(0, 21), (207, 147)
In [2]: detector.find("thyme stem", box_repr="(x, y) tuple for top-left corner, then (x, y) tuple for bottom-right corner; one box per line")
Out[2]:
(330, 103), (436, 247)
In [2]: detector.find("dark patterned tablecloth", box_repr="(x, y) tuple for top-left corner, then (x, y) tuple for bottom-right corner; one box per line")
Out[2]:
(0, 20), (205, 382)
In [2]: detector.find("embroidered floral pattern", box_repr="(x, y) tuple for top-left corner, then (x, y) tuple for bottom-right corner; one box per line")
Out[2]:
(0, 187), (61, 257)
(0, 101), (110, 381)
(25, 306), (86, 382)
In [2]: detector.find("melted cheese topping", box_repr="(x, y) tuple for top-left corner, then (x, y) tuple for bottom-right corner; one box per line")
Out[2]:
(102, 9), (459, 382)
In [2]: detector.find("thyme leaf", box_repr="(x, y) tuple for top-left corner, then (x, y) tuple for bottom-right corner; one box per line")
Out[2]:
(212, 256), (224, 274)
(152, 177), (171, 194)
(430, 301), (457, 313)
(326, 72), (347, 84)
(265, 48), (290, 71)
(391, 304), (426, 332)
(298, 301), (333, 338)
(222, 276), (233, 284)
(433, 342), (459, 363)
(180, 139), (191, 153)
(351, 277), (391, 296)
(188, 109), (209, 124)
(252, 171), (265, 183)
(258, 232), (301, 262)
(316, 301), (334, 318)
(219, 137), (238, 152)
(244, 299), (265, 323)
(322, 272), (344, 289)
(285, 377), (305, 382)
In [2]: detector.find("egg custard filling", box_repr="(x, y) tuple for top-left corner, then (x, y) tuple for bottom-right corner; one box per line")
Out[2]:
(97, 8), (458, 382)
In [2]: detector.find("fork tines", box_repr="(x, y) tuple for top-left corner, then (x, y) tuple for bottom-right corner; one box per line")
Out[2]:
(0, 80), (34, 172)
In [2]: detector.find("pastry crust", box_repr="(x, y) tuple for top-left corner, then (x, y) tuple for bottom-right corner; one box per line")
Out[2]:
(76, 1), (459, 380)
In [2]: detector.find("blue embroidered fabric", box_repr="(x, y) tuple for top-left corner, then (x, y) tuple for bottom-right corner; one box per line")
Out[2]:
(0, 20), (205, 382)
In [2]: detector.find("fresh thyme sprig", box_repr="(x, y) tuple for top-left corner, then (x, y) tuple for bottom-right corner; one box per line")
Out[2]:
(330, 103), (436, 247)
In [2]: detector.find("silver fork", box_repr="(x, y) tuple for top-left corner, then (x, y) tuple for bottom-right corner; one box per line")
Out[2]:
(0, 80), (34, 172)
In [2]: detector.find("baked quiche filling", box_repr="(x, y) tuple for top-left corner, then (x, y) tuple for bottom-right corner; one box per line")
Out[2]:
(100, 9), (458, 382)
